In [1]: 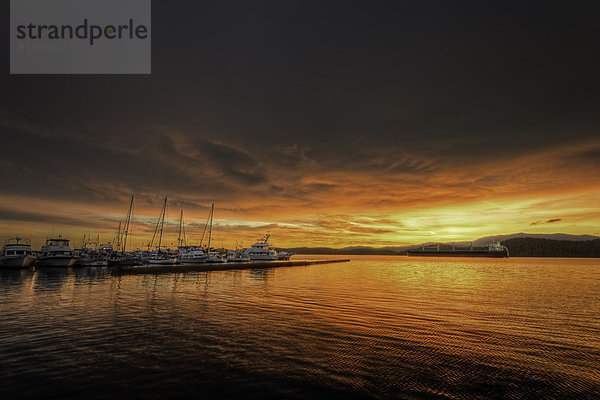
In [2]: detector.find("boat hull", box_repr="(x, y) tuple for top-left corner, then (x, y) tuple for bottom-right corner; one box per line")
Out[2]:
(179, 258), (208, 264)
(249, 257), (277, 261)
(0, 255), (36, 268)
(147, 258), (177, 265)
(37, 256), (78, 267)
(77, 260), (109, 267)
(108, 258), (143, 267)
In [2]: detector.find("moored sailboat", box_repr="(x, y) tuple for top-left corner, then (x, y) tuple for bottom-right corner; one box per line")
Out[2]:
(176, 209), (208, 264)
(147, 197), (177, 265)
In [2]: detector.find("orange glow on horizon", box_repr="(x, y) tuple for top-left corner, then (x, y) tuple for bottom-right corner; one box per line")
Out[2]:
(0, 140), (598, 249)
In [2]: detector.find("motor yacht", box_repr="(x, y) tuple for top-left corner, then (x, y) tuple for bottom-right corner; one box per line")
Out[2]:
(38, 236), (78, 267)
(244, 234), (278, 261)
(0, 238), (36, 269)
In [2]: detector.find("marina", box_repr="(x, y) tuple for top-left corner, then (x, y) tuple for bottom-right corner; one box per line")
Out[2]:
(1, 195), (519, 271)
(0, 195), (303, 270)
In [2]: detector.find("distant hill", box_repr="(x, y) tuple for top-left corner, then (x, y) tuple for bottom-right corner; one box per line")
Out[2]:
(501, 238), (600, 257)
(472, 233), (599, 246)
(279, 233), (600, 256)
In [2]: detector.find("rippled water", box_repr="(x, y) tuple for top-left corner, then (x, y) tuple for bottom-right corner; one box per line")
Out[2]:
(1, 255), (599, 399)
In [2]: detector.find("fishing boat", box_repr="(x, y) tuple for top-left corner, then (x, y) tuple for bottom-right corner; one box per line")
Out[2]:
(0, 238), (36, 269)
(38, 236), (78, 267)
(227, 248), (250, 262)
(76, 249), (109, 267)
(74, 235), (109, 267)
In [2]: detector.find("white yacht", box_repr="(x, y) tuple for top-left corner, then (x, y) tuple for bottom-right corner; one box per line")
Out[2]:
(38, 236), (78, 267)
(0, 238), (36, 269)
(178, 246), (208, 264)
(244, 234), (278, 261)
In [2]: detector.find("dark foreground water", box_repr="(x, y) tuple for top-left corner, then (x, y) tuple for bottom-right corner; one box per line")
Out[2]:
(1, 256), (599, 399)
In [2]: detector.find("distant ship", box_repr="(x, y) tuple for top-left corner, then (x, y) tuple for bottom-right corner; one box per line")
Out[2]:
(407, 241), (509, 258)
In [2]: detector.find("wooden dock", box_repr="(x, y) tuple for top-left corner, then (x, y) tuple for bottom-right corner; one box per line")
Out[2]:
(112, 258), (351, 275)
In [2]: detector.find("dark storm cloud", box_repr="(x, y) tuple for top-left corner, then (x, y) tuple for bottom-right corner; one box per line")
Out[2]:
(0, 1), (598, 223)
(0, 117), (268, 206)
(168, 134), (266, 185)
(0, 206), (116, 229)
(2, 1), (597, 151)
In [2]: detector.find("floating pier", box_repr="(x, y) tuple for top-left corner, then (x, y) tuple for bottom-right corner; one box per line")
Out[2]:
(112, 258), (351, 275)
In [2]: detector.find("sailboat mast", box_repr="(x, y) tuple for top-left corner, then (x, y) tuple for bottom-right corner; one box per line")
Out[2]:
(178, 209), (183, 247)
(116, 221), (122, 251)
(182, 216), (187, 247)
(199, 206), (210, 248)
(207, 203), (214, 250)
(157, 197), (167, 251)
(122, 194), (134, 252)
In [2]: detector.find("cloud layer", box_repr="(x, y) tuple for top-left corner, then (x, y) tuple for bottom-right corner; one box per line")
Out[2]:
(1, 2), (598, 247)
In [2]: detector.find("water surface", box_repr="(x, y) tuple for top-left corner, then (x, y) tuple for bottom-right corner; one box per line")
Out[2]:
(1, 256), (599, 399)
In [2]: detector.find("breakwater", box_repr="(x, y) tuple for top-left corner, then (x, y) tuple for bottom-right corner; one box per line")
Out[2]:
(112, 258), (351, 275)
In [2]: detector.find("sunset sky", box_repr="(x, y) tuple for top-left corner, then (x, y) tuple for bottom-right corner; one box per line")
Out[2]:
(1, 1), (599, 248)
